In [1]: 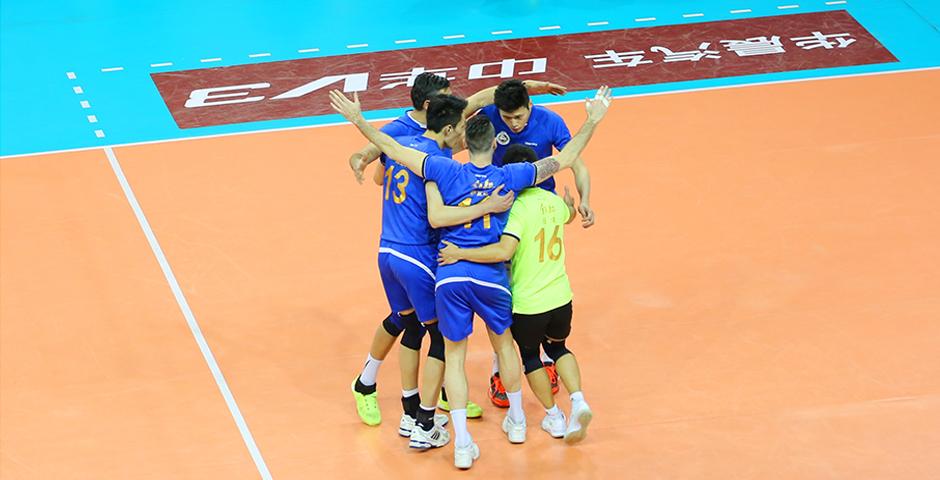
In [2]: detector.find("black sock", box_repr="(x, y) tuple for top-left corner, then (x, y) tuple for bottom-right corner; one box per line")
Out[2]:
(401, 393), (420, 418)
(354, 377), (376, 395)
(416, 404), (436, 431)
(440, 387), (448, 402)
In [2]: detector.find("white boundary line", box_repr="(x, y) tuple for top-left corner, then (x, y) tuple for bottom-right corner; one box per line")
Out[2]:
(3, 66), (938, 160)
(103, 146), (272, 480)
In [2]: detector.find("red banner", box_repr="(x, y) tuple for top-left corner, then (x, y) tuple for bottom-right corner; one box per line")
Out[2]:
(152, 10), (896, 129)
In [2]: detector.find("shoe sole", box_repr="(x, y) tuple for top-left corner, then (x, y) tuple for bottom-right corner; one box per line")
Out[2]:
(409, 439), (447, 450)
(563, 409), (593, 445)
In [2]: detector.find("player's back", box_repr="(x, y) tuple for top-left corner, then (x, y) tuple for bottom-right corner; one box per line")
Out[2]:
(379, 135), (449, 246)
(429, 161), (536, 251)
(502, 187), (573, 314)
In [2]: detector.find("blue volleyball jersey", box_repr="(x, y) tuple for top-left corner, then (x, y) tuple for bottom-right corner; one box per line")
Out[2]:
(480, 104), (571, 192)
(422, 157), (536, 250)
(379, 135), (450, 246)
(380, 111), (451, 164)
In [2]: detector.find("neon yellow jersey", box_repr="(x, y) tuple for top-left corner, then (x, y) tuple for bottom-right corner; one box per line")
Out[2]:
(502, 188), (574, 314)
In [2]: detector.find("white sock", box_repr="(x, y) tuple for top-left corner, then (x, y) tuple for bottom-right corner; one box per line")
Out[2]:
(492, 353), (500, 375)
(540, 350), (552, 364)
(402, 388), (419, 398)
(507, 389), (525, 423)
(451, 409), (471, 447)
(359, 354), (382, 386)
(570, 391), (585, 404)
(545, 404), (560, 417)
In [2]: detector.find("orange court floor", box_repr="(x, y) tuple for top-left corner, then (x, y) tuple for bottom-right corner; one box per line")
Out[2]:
(1, 69), (939, 479)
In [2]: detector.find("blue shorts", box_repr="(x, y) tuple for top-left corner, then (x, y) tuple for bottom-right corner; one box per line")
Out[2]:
(377, 240), (438, 324)
(435, 261), (513, 342)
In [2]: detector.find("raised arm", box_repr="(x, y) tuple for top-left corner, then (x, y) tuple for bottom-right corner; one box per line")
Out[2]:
(438, 237), (519, 265)
(330, 90), (428, 177)
(464, 80), (568, 116)
(425, 182), (513, 228)
(532, 86), (612, 185)
(348, 143), (382, 184)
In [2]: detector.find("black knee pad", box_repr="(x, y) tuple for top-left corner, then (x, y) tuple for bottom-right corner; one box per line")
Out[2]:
(519, 343), (544, 374)
(382, 313), (403, 337)
(399, 312), (426, 351)
(542, 339), (572, 363)
(425, 322), (445, 361)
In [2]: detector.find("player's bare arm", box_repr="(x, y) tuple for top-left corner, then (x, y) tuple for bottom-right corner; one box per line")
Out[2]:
(532, 85), (612, 185)
(464, 80), (569, 116)
(563, 186), (578, 225)
(570, 158), (595, 228)
(349, 143), (382, 184)
(438, 237), (519, 265)
(425, 182), (514, 228)
(330, 90), (428, 178)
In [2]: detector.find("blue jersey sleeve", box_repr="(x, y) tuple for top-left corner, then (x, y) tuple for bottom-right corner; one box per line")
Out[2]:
(423, 154), (459, 183)
(480, 105), (499, 123)
(380, 121), (409, 138)
(504, 163), (537, 192)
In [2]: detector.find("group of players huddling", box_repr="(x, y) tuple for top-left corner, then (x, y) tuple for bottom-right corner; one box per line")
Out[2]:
(332, 73), (612, 470)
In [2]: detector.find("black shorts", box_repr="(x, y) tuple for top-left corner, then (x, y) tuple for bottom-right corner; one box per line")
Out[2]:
(510, 302), (573, 349)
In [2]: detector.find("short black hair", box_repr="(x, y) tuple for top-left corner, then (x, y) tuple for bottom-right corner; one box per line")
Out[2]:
(494, 79), (529, 112)
(411, 73), (451, 111)
(426, 95), (468, 133)
(502, 144), (539, 165)
(465, 115), (495, 154)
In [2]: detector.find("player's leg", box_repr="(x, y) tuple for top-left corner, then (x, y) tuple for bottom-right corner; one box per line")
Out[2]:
(354, 313), (400, 400)
(388, 247), (451, 448)
(541, 302), (592, 444)
(409, 320), (450, 449)
(472, 281), (527, 444)
(443, 336), (479, 468)
(397, 309), (425, 436)
(511, 310), (566, 438)
(352, 254), (408, 426)
(486, 327), (527, 444)
(435, 281), (480, 469)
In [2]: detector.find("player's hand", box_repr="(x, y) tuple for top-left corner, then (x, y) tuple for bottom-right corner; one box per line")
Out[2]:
(562, 186), (575, 207)
(578, 202), (596, 228)
(585, 85), (612, 124)
(526, 80), (568, 96)
(437, 240), (462, 266)
(329, 90), (363, 122)
(485, 185), (514, 214)
(349, 154), (367, 184)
